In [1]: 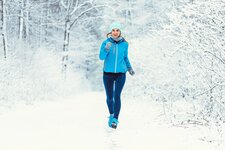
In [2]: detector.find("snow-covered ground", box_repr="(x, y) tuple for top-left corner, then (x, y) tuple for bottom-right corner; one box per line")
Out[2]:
(0, 91), (224, 150)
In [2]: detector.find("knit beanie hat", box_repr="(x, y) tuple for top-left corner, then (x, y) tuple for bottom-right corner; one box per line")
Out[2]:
(109, 22), (123, 33)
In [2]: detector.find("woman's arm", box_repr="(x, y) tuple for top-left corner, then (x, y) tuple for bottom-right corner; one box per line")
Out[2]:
(99, 41), (110, 60)
(124, 44), (132, 69)
(124, 44), (135, 75)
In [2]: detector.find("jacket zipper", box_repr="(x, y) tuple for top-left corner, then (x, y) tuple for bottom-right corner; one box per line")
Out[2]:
(115, 44), (118, 73)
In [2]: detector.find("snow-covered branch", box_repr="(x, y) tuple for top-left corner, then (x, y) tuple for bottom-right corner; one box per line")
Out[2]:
(70, 1), (93, 16)
(60, 0), (67, 9)
(70, 4), (105, 28)
(204, 51), (225, 65)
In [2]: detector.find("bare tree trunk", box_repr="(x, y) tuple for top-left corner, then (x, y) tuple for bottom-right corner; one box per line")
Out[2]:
(61, 0), (71, 78)
(126, 0), (133, 38)
(19, 0), (24, 41)
(39, 2), (43, 47)
(62, 18), (70, 75)
(19, 0), (28, 41)
(1, 0), (7, 59)
(44, 0), (50, 44)
(126, 0), (132, 26)
(25, 0), (29, 43)
(208, 50), (215, 118)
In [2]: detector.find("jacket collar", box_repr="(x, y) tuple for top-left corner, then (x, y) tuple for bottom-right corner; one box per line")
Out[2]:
(108, 36), (124, 44)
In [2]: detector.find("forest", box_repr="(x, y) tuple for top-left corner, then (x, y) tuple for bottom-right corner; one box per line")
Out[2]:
(1, 0), (225, 133)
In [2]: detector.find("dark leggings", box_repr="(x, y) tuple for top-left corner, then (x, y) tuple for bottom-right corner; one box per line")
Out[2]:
(103, 72), (126, 119)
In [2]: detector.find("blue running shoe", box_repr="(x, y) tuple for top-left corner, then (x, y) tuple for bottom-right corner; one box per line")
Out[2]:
(108, 114), (114, 127)
(111, 118), (119, 129)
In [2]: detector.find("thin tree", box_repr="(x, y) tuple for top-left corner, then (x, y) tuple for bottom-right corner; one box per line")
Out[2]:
(60, 0), (104, 76)
(19, 0), (29, 42)
(0, 0), (7, 59)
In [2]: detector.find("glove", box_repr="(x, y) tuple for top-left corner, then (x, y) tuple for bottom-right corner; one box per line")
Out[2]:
(105, 42), (112, 51)
(128, 68), (135, 76)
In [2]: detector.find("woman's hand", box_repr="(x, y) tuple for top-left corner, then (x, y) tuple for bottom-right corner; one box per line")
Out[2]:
(128, 68), (135, 76)
(105, 42), (112, 51)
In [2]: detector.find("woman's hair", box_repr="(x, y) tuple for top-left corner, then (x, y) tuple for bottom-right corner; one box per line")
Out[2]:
(106, 32), (112, 38)
(106, 32), (128, 43)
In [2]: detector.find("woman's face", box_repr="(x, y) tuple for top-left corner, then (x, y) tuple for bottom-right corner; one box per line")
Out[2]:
(111, 28), (121, 38)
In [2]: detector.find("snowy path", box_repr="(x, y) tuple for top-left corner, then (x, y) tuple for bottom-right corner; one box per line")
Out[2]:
(0, 92), (223, 150)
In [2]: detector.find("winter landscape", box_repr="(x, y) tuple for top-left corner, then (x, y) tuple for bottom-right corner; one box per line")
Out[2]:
(1, 0), (225, 150)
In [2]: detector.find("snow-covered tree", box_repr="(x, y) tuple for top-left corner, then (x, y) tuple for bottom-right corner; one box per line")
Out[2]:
(143, 0), (225, 124)
(58, 0), (104, 76)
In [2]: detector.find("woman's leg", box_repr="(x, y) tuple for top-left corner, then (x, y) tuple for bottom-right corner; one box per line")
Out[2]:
(103, 74), (115, 115)
(114, 73), (126, 119)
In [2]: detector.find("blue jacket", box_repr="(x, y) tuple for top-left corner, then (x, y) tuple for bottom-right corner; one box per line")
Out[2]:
(99, 37), (132, 73)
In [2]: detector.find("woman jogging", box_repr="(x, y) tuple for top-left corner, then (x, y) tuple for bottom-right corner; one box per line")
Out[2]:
(99, 22), (135, 129)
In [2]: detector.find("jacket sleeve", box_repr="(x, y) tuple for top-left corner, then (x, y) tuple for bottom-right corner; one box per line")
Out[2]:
(99, 40), (109, 60)
(124, 43), (132, 69)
